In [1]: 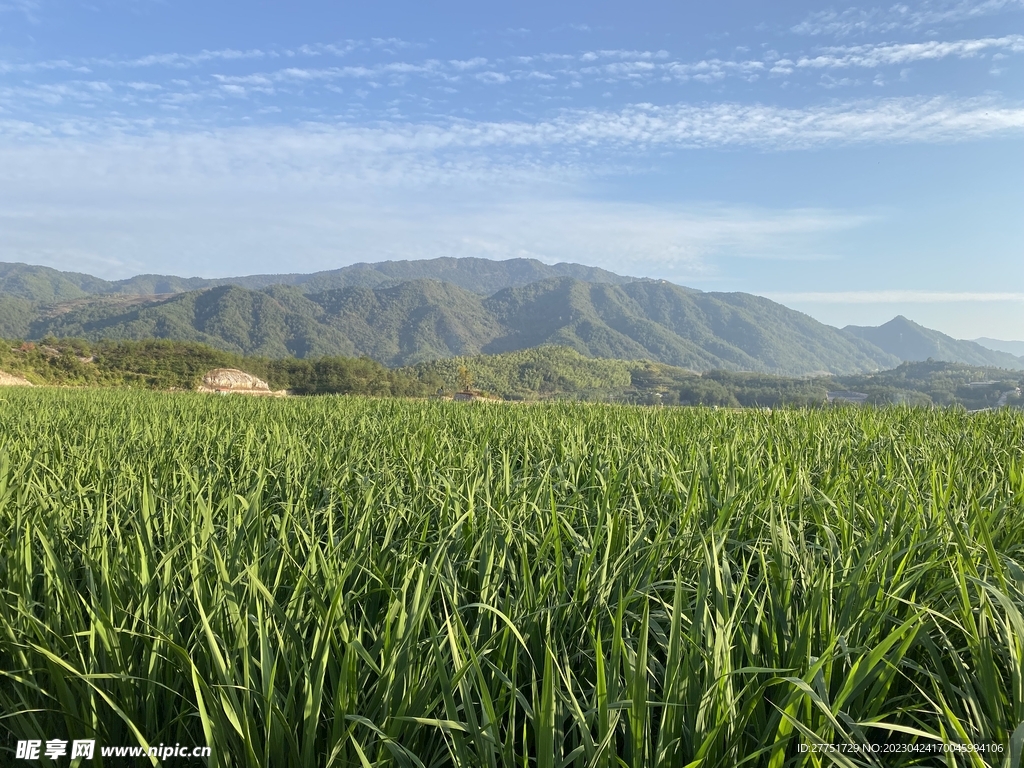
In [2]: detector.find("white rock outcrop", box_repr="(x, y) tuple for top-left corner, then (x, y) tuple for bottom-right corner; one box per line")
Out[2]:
(0, 370), (33, 387)
(197, 368), (273, 394)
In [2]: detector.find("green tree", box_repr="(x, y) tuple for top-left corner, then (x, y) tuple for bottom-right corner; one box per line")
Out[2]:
(457, 365), (473, 392)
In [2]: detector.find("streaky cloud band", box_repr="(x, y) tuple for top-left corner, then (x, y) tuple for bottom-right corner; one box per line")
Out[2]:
(766, 291), (1024, 303)
(2, 96), (1022, 155)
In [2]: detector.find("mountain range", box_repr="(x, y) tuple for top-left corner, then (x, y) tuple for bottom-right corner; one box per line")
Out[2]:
(973, 337), (1024, 357)
(0, 258), (633, 303)
(0, 258), (1021, 375)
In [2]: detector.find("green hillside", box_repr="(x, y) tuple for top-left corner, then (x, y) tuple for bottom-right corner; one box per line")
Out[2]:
(0, 338), (428, 396)
(828, 358), (1024, 408)
(22, 277), (900, 375)
(27, 286), (356, 359)
(0, 262), (112, 303)
(2, 338), (1020, 410)
(0, 295), (33, 339)
(405, 346), (636, 399)
(480, 278), (899, 374)
(843, 315), (1024, 369)
(310, 280), (504, 365)
(411, 349), (1023, 409)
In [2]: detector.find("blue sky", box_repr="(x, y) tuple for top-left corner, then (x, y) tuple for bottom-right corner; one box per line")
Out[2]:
(1, 0), (1022, 339)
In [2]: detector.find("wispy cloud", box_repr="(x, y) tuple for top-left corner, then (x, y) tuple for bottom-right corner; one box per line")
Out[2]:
(794, 35), (1024, 69)
(580, 49), (671, 61)
(1, 95), (1020, 281)
(267, 61), (445, 82)
(0, 182), (865, 281)
(110, 48), (269, 69)
(2, 95), (1022, 151)
(793, 0), (1024, 36)
(766, 290), (1024, 302)
(449, 57), (488, 70)
(0, 58), (90, 74)
(666, 59), (765, 82)
(4, 31), (1021, 113)
(475, 71), (510, 84)
(0, 39), (407, 76)
(0, 0), (39, 22)
(434, 96), (1024, 150)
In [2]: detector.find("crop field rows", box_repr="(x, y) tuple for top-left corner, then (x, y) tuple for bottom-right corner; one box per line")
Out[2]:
(1, 390), (1023, 766)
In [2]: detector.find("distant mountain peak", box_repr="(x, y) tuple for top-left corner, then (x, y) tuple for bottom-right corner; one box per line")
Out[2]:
(843, 316), (1023, 369)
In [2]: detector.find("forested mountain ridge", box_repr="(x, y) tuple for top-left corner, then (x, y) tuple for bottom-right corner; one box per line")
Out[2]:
(1, 258), (1019, 374)
(2, 274), (898, 374)
(0, 257), (634, 301)
(479, 278), (900, 374)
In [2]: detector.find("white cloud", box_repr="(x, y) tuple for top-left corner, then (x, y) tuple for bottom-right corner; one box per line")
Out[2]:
(0, 93), (1007, 282)
(370, 37), (418, 50)
(116, 48), (267, 68)
(1, 40), (372, 75)
(6, 31), (1014, 111)
(212, 60), (445, 88)
(213, 74), (273, 86)
(796, 35), (1024, 68)
(475, 71), (510, 84)
(793, 0), (1024, 36)
(404, 203), (860, 277)
(433, 96), (1024, 150)
(0, 58), (88, 74)
(2, 96), (1022, 153)
(449, 57), (488, 70)
(0, 102), (887, 280)
(0, 0), (39, 21)
(585, 49), (671, 60)
(766, 290), (1024, 302)
(667, 59), (765, 82)
(0, 80), (122, 108)
(0, 187), (865, 281)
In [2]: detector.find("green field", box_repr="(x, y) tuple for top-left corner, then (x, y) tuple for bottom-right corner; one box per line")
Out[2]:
(1, 390), (1023, 766)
